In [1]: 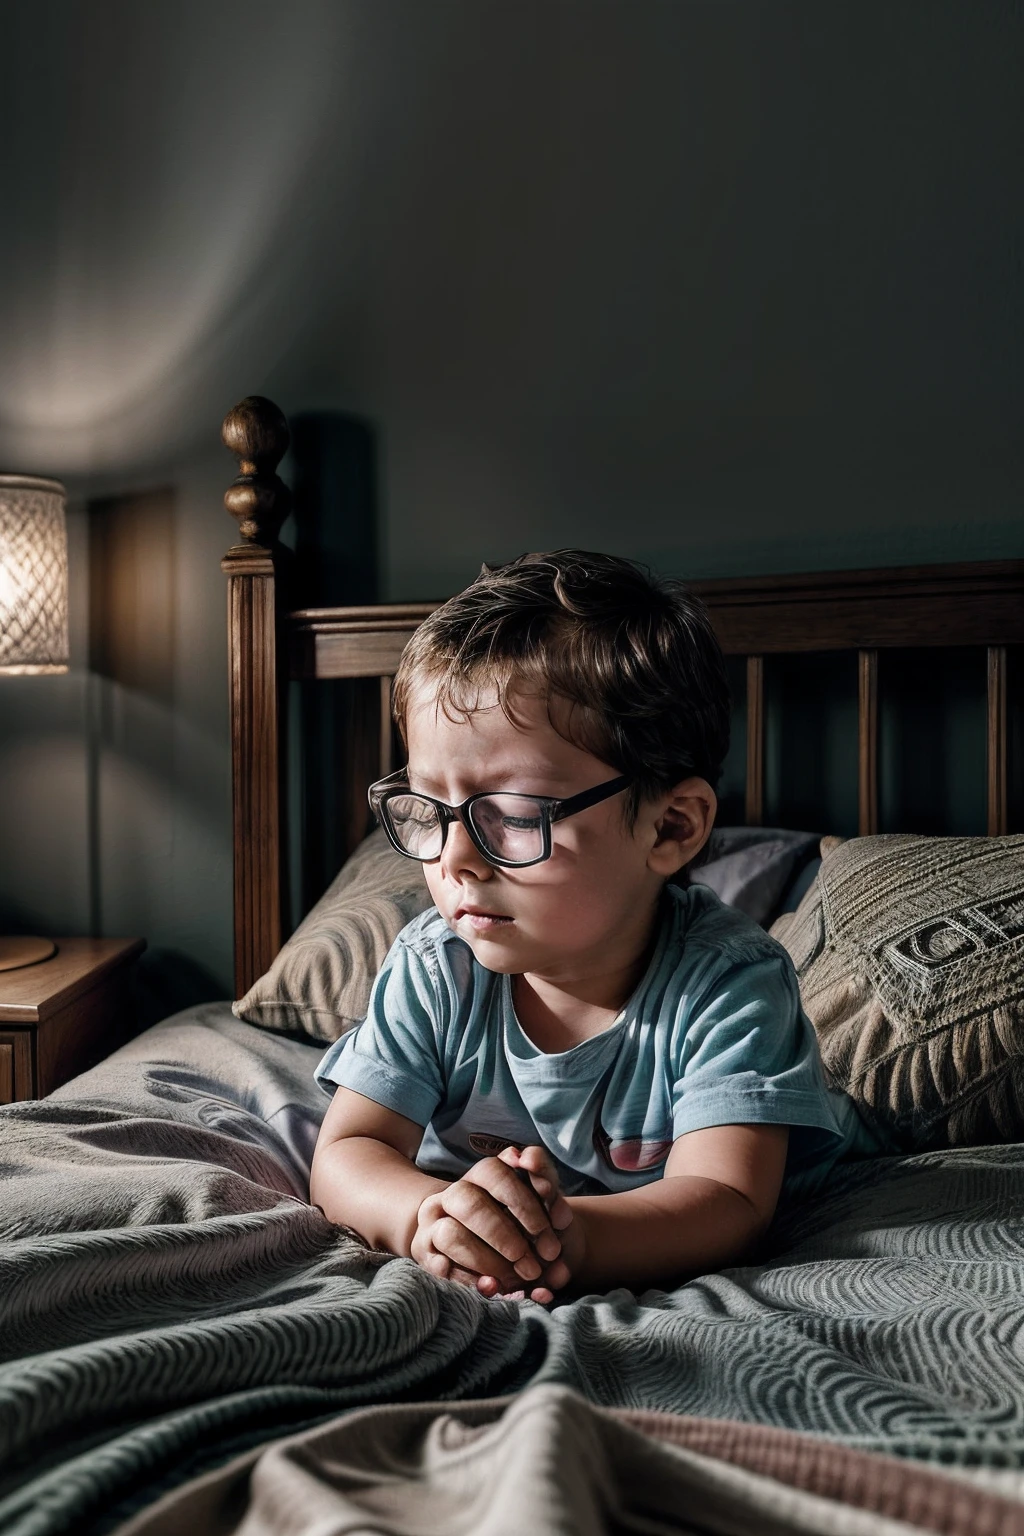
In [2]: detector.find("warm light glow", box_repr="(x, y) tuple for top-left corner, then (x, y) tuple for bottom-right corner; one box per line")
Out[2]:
(0, 475), (69, 675)
(0, 664), (67, 675)
(0, 4), (345, 475)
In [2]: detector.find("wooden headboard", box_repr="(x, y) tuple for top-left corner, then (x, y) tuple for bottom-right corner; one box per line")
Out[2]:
(219, 397), (1024, 996)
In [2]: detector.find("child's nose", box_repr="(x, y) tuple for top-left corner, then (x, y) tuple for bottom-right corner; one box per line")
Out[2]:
(441, 819), (493, 880)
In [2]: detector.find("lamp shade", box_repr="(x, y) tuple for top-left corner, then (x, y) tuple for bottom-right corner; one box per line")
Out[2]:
(0, 475), (69, 675)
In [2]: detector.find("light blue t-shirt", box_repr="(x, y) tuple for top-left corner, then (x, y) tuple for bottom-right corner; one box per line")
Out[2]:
(315, 884), (875, 1198)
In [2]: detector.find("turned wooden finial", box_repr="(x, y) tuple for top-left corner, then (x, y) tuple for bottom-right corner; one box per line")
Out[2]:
(222, 396), (291, 544)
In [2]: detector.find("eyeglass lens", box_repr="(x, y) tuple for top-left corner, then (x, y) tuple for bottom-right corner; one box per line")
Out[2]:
(385, 792), (546, 864)
(385, 794), (446, 859)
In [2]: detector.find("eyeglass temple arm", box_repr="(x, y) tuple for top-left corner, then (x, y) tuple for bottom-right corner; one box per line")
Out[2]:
(550, 774), (632, 823)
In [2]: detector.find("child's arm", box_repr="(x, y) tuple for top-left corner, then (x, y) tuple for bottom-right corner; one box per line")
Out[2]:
(309, 1085), (445, 1254)
(509, 1122), (789, 1293)
(310, 1085), (572, 1301)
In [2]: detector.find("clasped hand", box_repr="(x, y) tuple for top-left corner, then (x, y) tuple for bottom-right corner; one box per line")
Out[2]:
(411, 1145), (577, 1303)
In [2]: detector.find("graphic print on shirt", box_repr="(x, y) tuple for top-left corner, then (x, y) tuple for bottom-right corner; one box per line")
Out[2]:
(593, 1123), (673, 1172)
(586, 1065), (674, 1173)
(467, 1132), (526, 1157)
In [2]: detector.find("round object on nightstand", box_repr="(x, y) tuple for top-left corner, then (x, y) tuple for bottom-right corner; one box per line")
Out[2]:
(0, 936), (57, 972)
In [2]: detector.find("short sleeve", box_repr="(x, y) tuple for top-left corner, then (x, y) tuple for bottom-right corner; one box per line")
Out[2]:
(314, 936), (445, 1127)
(671, 952), (843, 1144)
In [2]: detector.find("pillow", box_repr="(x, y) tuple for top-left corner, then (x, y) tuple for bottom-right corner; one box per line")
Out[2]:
(773, 855), (821, 918)
(233, 828), (432, 1043)
(770, 834), (1024, 1150)
(688, 826), (820, 927)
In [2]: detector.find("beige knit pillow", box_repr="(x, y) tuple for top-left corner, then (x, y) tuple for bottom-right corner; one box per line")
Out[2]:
(771, 834), (1024, 1150)
(233, 829), (433, 1043)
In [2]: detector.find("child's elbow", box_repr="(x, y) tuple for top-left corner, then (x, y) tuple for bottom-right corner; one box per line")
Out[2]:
(734, 1186), (779, 1255)
(307, 1142), (331, 1213)
(308, 1125), (351, 1215)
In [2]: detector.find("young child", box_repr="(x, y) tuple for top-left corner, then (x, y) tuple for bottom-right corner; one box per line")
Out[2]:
(309, 550), (867, 1303)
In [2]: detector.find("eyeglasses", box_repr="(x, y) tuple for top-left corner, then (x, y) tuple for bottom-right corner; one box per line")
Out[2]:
(368, 769), (632, 869)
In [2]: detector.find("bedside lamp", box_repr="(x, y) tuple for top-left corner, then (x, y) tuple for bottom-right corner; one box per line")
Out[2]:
(0, 474), (69, 973)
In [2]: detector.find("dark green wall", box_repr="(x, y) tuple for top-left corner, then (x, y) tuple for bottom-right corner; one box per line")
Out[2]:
(0, 1), (1021, 1002)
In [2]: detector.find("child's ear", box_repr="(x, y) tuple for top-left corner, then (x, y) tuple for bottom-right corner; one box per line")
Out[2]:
(646, 778), (717, 878)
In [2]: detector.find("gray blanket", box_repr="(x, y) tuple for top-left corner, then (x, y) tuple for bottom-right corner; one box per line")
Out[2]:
(2, 1005), (1024, 1535)
(118, 1385), (1024, 1536)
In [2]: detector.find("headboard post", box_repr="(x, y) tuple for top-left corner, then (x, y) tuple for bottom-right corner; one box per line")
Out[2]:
(987, 645), (1008, 835)
(744, 656), (764, 825)
(220, 396), (293, 998)
(857, 650), (879, 835)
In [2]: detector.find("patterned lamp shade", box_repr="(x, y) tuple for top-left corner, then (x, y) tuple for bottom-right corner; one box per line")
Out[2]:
(0, 475), (69, 675)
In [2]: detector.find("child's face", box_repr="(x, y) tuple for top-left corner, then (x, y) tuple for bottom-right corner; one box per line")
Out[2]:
(404, 682), (714, 987)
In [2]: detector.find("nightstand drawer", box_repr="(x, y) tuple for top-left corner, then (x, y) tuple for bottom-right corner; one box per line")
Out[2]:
(0, 938), (145, 1102)
(0, 1032), (34, 1101)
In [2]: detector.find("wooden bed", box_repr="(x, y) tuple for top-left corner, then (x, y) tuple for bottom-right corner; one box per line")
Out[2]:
(220, 395), (1024, 997)
(4, 394), (1024, 1536)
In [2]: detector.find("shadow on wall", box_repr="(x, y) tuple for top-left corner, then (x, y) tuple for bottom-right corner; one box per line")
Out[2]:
(88, 485), (225, 1017)
(132, 947), (224, 1032)
(76, 413), (385, 1023)
(290, 412), (378, 611)
(288, 412), (383, 924)
(3, 413), (383, 1027)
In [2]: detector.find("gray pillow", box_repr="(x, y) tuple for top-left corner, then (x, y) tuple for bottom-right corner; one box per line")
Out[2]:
(770, 833), (1024, 1150)
(689, 827), (820, 927)
(233, 829), (432, 1043)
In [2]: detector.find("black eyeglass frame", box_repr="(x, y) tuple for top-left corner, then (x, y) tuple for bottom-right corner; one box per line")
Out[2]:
(368, 769), (633, 869)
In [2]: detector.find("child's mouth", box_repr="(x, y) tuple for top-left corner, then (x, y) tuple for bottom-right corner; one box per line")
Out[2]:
(455, 907), (513, 933)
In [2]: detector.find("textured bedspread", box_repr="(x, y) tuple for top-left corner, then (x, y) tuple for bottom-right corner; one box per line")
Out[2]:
(2, 1004), (1024, 1535)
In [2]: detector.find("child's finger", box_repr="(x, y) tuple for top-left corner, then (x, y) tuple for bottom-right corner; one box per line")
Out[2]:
(517, 1144), (562, 1183)
(487, 1151), (567, 1261)
(539, 1256), (572, 1291)
(472, 1263), (565, 1307)
(515, 1172), (569, 1241)
(547, 1195), (574, 1231)
(500, 1145), (562, 1212)
(432, 1213), (540, 1283)
(513, 1145), (574, 1231)
(440, 1188), (546, 1274)
(451, 1265), (491, 1290)
(457, 1159), (562, 1254)
(487, 1276), (547, 1304)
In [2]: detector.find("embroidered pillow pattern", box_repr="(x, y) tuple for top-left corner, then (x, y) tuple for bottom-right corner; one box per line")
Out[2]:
(771, 834), (1024, 1150)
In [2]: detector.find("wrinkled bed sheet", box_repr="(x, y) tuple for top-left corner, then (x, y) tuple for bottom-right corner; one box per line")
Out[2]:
(1, 1004), (1024, 1536)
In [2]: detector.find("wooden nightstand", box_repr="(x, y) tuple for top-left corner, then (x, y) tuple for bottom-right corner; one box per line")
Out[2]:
(0, 938), (146, 1103)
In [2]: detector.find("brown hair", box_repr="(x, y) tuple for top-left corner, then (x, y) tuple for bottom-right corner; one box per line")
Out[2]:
(392, 550), (731, 822)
